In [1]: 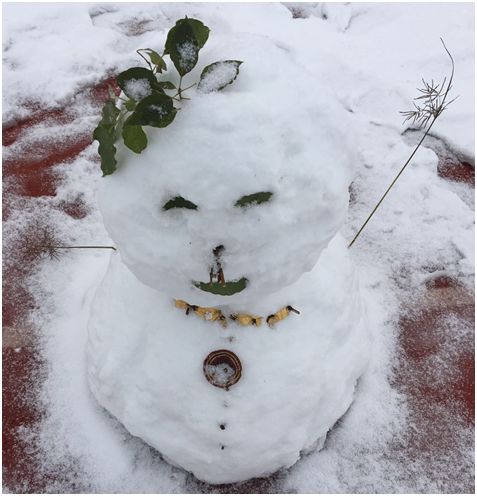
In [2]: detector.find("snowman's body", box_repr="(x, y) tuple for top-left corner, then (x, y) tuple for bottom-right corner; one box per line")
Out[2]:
(88, 235), (368, 484)
(88, 33), (370, 483)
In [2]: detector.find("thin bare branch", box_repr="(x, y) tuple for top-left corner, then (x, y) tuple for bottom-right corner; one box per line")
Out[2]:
(349, 39), (457, 249)
(26, 225), (116, 261)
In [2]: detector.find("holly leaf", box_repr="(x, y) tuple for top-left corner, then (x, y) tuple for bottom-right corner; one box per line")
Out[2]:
(116, 67), (159, 99)
(147, 50), (167, 72)
(164, 18), (209, 53)
(122, 125), (147, 153)
(164, 17), (209, 76)
(126, 93), (177, 128)
(165, 22), (198, 76)
(137, 48), (168, 73)
(93, 100), (120, 176)
(93, 125), (118, 176)
(187, 18), (210, 49)
(124, 99), (136, 111)
(156, 81), (176, 90)
(198, 60), (243, 93)
(99, 99), (120, 126)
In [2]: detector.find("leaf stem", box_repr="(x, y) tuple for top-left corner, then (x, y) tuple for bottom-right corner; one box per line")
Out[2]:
(136, 49), (153, 71)
(177, 75), (183, 99)
(172, 82), (195, 99)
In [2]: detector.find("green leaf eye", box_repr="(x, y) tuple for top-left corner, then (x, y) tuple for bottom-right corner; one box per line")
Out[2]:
(163, 196), (198, 211)
(234, 191), (273, 208)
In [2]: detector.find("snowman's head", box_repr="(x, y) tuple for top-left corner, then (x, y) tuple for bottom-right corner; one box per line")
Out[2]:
(100, 34), (355, 306)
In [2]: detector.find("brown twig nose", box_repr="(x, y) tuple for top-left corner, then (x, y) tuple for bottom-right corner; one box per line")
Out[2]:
(213, 245), (225, 257)
(211, 245), (226, 285)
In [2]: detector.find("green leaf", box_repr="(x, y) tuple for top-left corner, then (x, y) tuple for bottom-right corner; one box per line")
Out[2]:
(147, 49), (167, 72)
(137, 48), (167, 73)
(156, 81), (176, 90)
(234, 191), (273, 208)
(93, 100), (120, 176)
(100, 99), (120, 126)
(164, 18), (209, 53)
(162, 196), (198, 210)
(193, 278), (248, 296)
(198, 60), (243, 93)
(93, 125), (117, 176)
(122, 125), (147, 154)
(124, 99), (136, 111)
(186, 18), (210, 50)
(164, 17), (209, 76)
(126, 93), (177, 128)
(166, 22), (198, 76)
(116, 67), (158, 99)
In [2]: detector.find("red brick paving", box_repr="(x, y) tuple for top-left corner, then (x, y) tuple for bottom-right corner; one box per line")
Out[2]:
(2, 347), (46, 492)
(398, 275), (474, 423)
(2, 76), (118, 492)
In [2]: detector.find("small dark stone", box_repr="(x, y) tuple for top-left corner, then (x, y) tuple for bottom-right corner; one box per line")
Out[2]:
(220, 424), (226, 430)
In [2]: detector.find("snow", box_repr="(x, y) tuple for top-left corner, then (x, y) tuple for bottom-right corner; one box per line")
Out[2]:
(177, 40), (197, 72)
(3, 2), (474, 493)
(2, 3), (120, 124)
(149, 104), (167, 117)
(124, 78), (152, 100)
(205, 363), (235, 386)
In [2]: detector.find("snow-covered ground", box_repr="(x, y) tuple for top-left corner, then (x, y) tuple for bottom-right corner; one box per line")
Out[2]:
(3, 2), (474, 493)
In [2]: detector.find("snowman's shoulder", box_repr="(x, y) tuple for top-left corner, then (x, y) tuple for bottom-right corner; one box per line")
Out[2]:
(88, 253), (173, 335)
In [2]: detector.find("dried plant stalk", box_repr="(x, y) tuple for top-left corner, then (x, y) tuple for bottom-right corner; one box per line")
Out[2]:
(348, 39), (457, 249)
(27, 224), (116, 261)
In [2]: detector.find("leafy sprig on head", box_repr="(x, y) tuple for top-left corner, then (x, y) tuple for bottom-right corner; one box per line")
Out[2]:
(93, 16), (243, 176)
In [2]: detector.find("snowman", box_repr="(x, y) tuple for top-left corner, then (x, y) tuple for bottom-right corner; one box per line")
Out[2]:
(88, 26), (370, 484)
